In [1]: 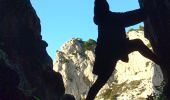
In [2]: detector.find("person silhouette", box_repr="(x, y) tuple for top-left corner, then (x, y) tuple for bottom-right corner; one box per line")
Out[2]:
(86, 0), (159, 100)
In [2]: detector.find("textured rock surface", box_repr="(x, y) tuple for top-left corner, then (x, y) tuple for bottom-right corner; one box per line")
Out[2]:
(54, 30), (163, 100)
(54, 38), (97, 99)
(0, 0), (66, 100)
(139, 0), (170, 99)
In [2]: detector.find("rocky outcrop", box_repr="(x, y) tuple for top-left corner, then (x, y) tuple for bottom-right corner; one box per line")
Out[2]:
(139, 0), (170, 99)
(53, 30), (163, 100)
(54, 38), (97, 100)
(0, 0), (67, 100)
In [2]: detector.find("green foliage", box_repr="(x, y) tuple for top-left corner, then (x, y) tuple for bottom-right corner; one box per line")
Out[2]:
(71, 52), (77, 56)
(83, 39), (96, 51)
(145, 62), (150, 67)
(155, 81), (167, 100)
(61, 58), (69, 64)
(72, 38), (83, 46)
(147, 43), (152, 48)
(99, 79), (167, 100)
(100, 88), (114, 99)
(127, 25), (144, 33)
(139, 25), (144, 31)
(146, 93), (167, 100)
(128, 28), (135, 32)
(146, 80), (167, 100)
(156, 94), (167, 100)
(98, 80), (142, 99)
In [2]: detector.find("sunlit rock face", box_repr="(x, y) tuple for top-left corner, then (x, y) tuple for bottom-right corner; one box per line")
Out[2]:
(108, 30), (163, 100)
(54, 38), (97, 100)
(53, 30), (163, 100)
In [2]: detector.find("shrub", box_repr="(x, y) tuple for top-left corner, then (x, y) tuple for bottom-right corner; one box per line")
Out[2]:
(98, 80), (142, 99)
(128, 28), (135, 32)
(83, 39), (96, 51)
(139, 25), (144, 31)
(147, 43), (152, 48)
(61, 58), (69, 64)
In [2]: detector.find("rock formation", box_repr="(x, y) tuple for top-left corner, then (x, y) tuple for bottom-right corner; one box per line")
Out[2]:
(0, 0), (69, 100)
(54, 38), (97, 99)
(53, 30), (163, 100)
(139, 0), (170, 99)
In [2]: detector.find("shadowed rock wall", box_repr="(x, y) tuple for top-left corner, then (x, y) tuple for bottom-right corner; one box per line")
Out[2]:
(0, 0), (67, 100)
(139, 0), (170, 99)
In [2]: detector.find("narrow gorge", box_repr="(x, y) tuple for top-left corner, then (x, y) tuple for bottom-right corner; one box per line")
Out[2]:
(0, 0), (170, 100)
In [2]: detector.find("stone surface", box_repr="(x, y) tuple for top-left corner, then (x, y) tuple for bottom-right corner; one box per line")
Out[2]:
(139, 0), (170, 99)
(0, 0), (67, 100)
(53, 30), (163, 100)
(54, 38), (97, 99)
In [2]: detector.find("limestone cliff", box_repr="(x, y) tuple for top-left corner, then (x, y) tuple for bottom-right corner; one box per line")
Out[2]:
(54, 30), (163, 100)
(54, 38), (97, 99)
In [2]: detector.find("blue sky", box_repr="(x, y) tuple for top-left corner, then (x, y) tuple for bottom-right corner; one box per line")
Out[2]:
(31, 0), (143, 60)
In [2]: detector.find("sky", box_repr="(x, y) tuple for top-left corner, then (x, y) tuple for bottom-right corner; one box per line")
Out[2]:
(31, 0), (143, 60)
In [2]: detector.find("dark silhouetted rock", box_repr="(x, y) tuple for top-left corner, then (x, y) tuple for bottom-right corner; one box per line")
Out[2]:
(0, 0), (73, 100)
(62, 94), (76, 100)
(139, 0), (170, 99)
